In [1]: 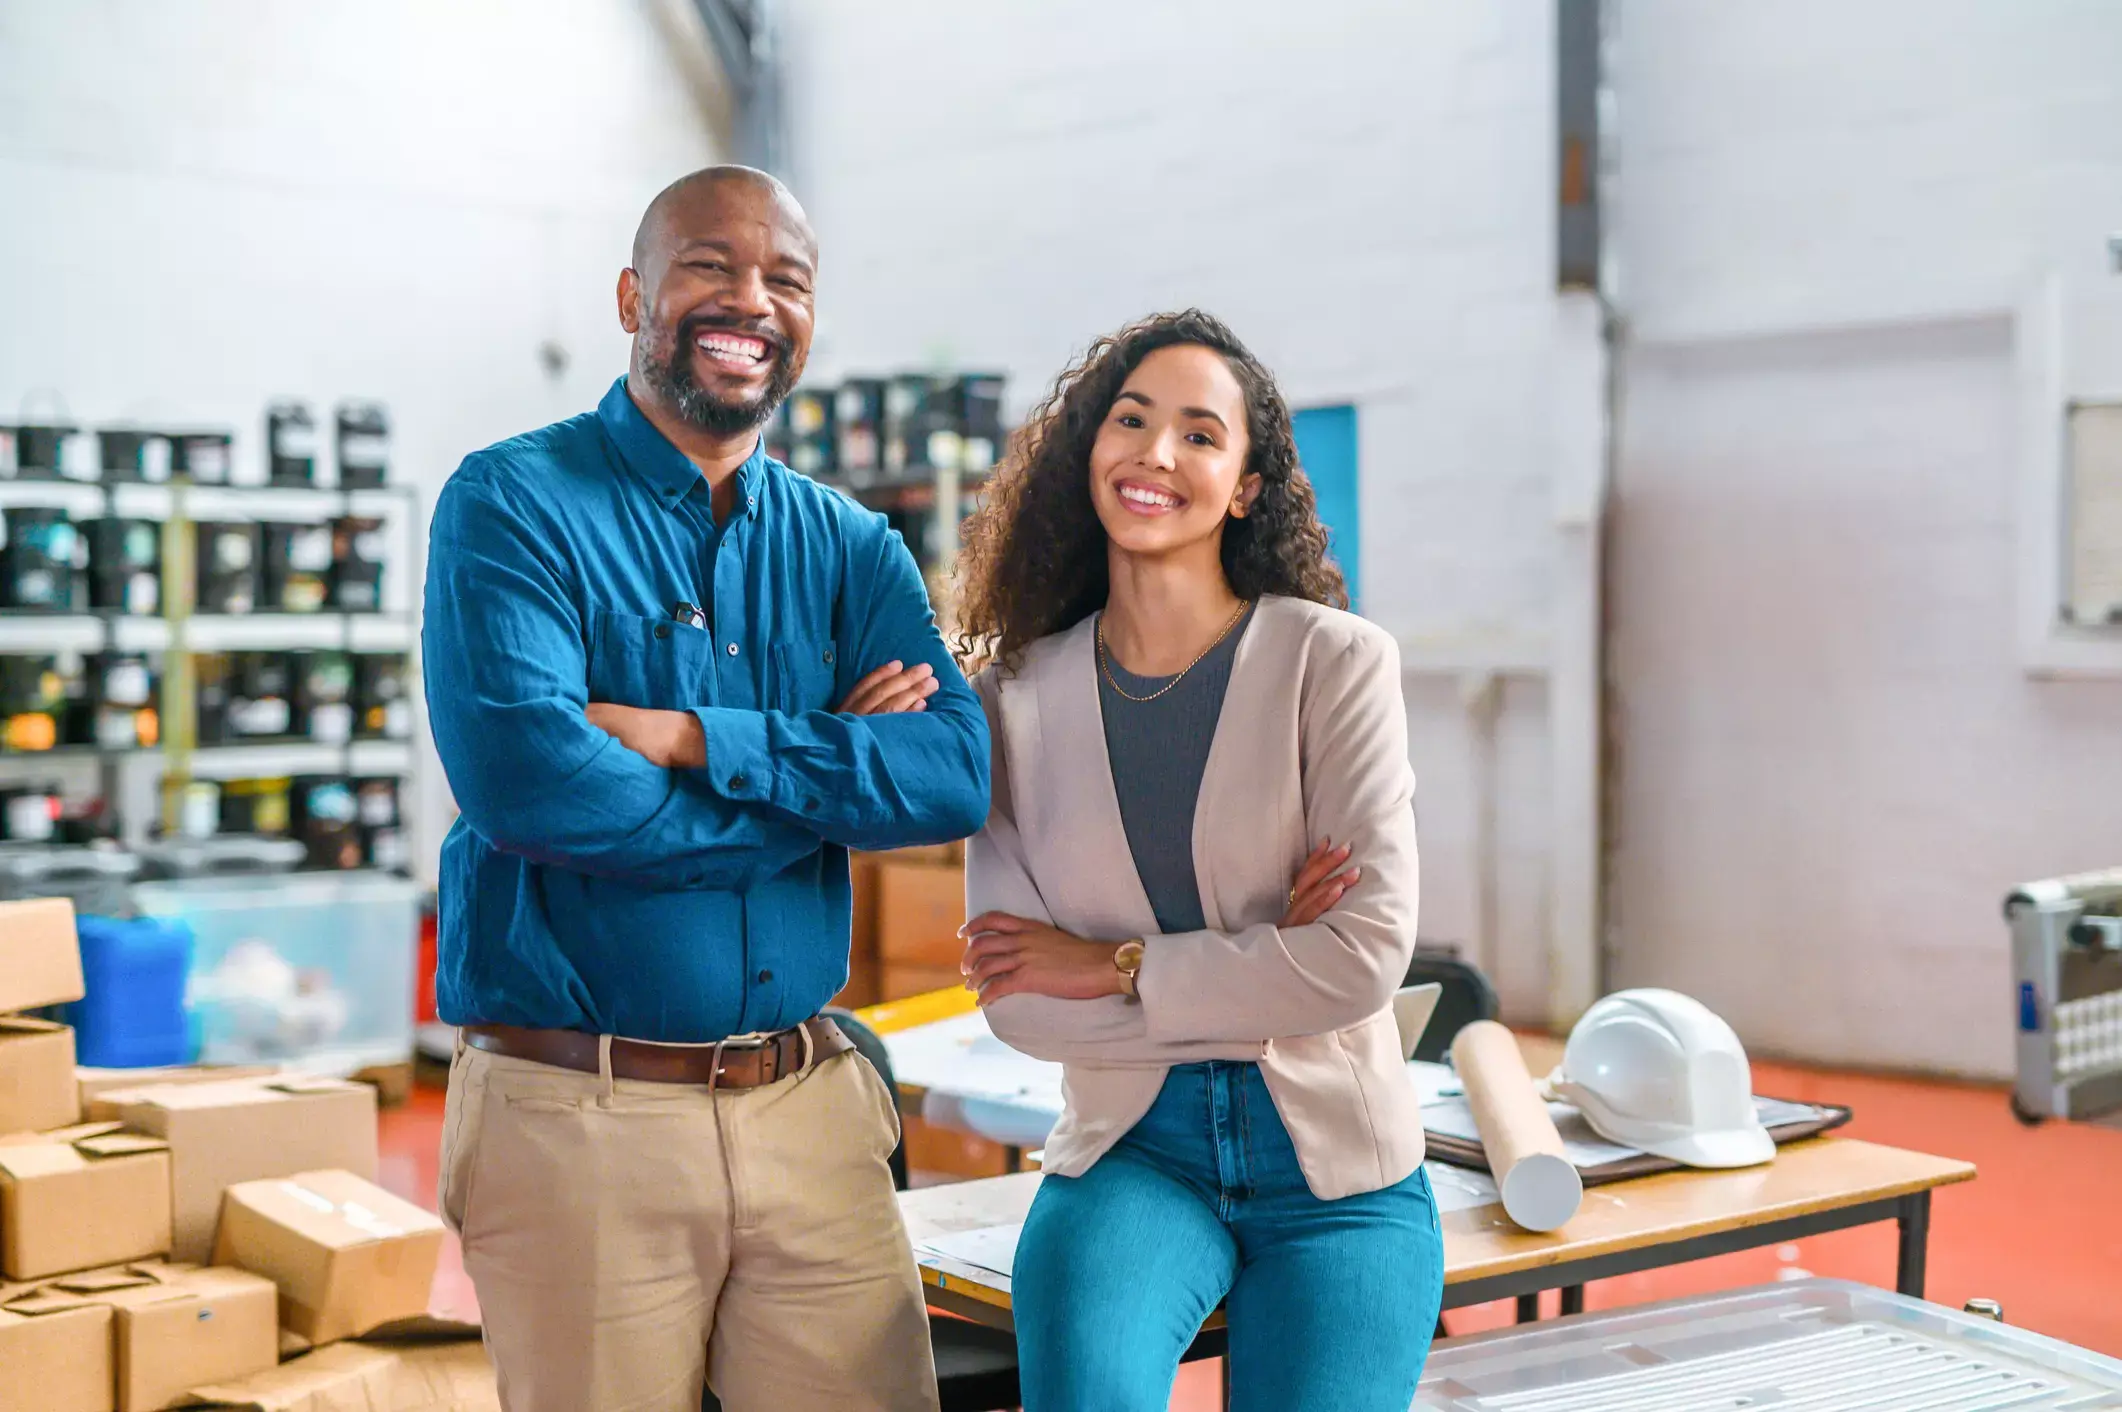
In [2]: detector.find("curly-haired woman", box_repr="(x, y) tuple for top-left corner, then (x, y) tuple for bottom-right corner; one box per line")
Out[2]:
(953, 310), (1442, 1410)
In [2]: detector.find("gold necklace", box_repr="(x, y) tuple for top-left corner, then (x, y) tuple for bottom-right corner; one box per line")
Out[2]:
(1097, 601), (1250, 704)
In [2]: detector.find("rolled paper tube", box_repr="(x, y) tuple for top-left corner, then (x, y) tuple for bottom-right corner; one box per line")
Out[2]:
(1450, 1019), (1583, 1232)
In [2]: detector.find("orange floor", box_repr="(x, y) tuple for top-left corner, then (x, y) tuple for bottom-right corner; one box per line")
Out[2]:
(380, 1056), (2122, 1407)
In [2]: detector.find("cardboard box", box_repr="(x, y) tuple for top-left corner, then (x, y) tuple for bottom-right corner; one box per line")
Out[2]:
(213, 1170), (445, 1344)
(0, 1283), (115, 1412)
(0, 1123), (172, 1280)
(88, 1263), (280, 1412)
(78, 1066), (281, 1125)
(0, 1017), (79, 1135)
(873, 859), (967, 969)
(879, 964), (970, 1004)
(0, 896), (85, 1014)
(113, 1079), (377, 1264)
(186, 1336), (498, 1412)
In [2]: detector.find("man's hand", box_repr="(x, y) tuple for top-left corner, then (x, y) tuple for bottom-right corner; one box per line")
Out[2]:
(837, 660), (938, 716)
(585, 704), (708, 769)
(959, 913), (1126, 1005)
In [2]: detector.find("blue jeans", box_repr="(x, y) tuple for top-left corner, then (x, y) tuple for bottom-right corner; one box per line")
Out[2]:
(1013, 1062), (1444, 1412)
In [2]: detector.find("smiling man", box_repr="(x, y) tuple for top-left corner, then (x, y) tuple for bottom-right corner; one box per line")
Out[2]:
(421, 167), (985, 1412)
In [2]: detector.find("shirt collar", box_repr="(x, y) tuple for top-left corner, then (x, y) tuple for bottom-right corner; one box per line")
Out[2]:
(599, 376), (766, 520)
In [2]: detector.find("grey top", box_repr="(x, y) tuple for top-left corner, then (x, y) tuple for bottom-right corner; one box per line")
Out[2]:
(1097, 605), (1255, 935)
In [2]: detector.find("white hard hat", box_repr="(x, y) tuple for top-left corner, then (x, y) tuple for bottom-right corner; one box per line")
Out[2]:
(1550, 989), (1774, 1169)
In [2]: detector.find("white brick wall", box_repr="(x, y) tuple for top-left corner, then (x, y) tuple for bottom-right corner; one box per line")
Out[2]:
(1607, 0), (2122, 1076)
(782, 0), (1584, 1018)
(0, 0), (727, 881)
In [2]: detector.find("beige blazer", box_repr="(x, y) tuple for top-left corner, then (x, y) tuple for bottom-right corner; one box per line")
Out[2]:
(966, 594), (1425, 1201)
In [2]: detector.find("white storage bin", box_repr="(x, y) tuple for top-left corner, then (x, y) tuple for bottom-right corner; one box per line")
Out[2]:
(133, 869), (419, 1074)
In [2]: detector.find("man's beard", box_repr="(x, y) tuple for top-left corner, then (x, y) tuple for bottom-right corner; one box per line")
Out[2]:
(641, 316), (801, 437)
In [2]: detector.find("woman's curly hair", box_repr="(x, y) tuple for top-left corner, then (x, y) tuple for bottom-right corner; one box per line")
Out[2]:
(953, 309), (1347, 672)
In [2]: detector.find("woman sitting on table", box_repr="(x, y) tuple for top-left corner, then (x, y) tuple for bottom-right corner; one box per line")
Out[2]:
(952, 309), (1442, 1412)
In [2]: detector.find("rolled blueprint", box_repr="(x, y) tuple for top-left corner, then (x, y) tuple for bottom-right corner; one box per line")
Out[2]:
(1450, 1020), (1583, 1232)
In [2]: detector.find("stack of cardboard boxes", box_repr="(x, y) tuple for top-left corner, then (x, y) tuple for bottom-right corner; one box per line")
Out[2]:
(843, 842), (968, 1009)
(0, 899), (496, 1412)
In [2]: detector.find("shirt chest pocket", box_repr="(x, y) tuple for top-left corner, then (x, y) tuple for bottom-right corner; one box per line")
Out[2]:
(588, 610), (712, 709)
(770, 640), (839, 715)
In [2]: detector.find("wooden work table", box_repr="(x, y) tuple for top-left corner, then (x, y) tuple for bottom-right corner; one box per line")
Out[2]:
(900, 1137), (1975, 1329)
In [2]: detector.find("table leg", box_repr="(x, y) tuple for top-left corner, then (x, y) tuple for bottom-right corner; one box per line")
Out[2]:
(1560, 1285), (1585, 1316)
(1003, 1145), (1023, 1173)
(1896, 1190), (1931, 1298)
(1221, 1356), (1232, 1409)
(1515, 1293), (1542, 1324)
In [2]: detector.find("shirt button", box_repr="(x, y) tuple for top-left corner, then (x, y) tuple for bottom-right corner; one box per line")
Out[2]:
(726, 642), (740, 657)
(729, 774), (749, 792)
(654, 623), (671, 640)
(747, 496), (757, 512)
(756, 969), (772, 984)
(823, 648), (835, 665)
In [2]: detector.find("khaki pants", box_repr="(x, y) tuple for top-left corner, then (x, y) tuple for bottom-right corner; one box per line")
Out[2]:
(440, 1033), (940, 1412)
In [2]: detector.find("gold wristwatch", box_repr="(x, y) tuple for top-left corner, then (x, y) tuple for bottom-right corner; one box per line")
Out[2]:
(1114, 939), (1145, 999)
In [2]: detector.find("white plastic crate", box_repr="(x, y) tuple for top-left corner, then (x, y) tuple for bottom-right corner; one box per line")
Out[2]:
(132, 870), (419, 1074)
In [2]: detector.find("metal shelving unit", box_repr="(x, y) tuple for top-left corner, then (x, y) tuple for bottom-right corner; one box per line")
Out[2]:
(0, 470), (420, 854)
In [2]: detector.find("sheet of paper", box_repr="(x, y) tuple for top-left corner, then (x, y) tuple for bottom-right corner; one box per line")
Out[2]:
(918, 1223), (1023, 1281)
(884, 1011), (1067, 1112)
(1422, 1093), (1831, 1169)
(917, 1161), (1495, 1283)
(1424, 1159), (1500, 1213)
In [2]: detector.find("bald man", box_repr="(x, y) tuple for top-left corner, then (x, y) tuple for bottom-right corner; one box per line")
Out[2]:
(422, 167), (984, 1411)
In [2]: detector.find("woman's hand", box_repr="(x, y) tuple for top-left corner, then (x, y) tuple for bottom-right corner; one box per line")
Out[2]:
(1282, 838), (1359, 927)
(837, 660), (938, 716)
(959, 913), (1125, 1004)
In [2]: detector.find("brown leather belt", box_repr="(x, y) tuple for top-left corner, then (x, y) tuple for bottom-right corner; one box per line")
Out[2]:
(460, 1016), (851, 1089)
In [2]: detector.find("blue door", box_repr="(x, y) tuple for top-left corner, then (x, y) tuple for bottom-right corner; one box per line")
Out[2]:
(1291, 405), (1359, 611)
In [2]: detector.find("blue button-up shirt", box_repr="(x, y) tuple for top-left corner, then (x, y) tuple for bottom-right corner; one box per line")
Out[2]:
(422, 378), (989, 1041)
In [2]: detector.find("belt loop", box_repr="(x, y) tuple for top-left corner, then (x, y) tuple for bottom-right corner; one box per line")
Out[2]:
(597, 1034), (616, 1108)
(708, 1039), (728, 1096)
(453, 1026), (466, 1060)
(797, 1019), (816, 1077)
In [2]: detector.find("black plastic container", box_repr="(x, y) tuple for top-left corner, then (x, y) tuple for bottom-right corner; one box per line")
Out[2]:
(219, 776), (291, 837)
(330, 516), (385, 611)
(98, 428), (174, 483)
(194, 522), (262, 615)
(785, 387), (836, 479)
(1, 423), (82, 479)
(70, 652), (156, 751)
(290, 650), (355, 744)
(225, 652), (294, 740)
(336, 402), (389, 489)
(353, 653), (413, 740)
(266, 401), (319, 486)
(0, 785), (62, 842)
(171, 432), (234, 485)
(881, 374), (940, 476)
(1, 509), (86, 611)
(261, 521), (333, 613)
(289, 774), (363, 870)
(0, 656), (68, 753)
(355, 776), (405, 871)
(948, 373), (1007, 473)
(763, 399), (794, 466)
(84, 518), (162, 616)
(835, 378), (887, 485)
